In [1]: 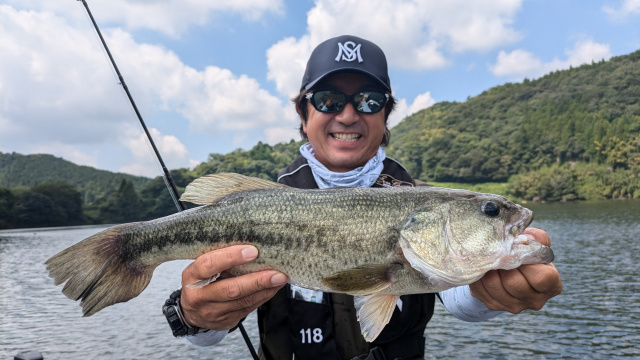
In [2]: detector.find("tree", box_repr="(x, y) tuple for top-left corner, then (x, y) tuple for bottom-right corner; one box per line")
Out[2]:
(96, 179), (144, 223)
(14, 191), (57, 228)
(31, 181), (84, 225)
(0, 187), (16, 229)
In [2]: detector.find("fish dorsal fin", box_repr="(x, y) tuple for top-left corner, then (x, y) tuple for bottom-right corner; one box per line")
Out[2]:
(180, 173), (289, 205)
(321, 264), (400, 296)
(354, 294), (401, 342)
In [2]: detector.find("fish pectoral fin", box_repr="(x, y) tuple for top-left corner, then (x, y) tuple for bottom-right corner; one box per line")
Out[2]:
(321, 264), (399, 296)
(180, 173), (289, 205)
(186, 272), (222, 289)
(354, 294), (400, 342)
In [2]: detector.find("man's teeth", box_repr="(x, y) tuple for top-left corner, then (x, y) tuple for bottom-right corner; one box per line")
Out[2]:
(331, 133), (361, 142)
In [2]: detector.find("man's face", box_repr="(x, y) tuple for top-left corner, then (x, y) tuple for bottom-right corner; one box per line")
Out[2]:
(301, 73), (387, 172)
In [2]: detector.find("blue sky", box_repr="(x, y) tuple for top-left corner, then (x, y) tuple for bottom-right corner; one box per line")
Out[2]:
(1, 0), (639, 177)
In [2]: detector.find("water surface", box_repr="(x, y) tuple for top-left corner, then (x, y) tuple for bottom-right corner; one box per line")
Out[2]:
(1, 200), (638, 359)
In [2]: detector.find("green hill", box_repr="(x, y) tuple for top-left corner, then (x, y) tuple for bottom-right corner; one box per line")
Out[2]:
(388, 50), (640, 182)
(0, 152), (150, 204)
(387, 50), (640, 200)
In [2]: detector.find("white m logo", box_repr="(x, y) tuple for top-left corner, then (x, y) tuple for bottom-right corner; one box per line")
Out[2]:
(335, 41), (363, 63)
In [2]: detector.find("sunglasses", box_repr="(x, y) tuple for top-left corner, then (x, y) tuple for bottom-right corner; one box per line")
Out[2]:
(305, 90), (389, 114)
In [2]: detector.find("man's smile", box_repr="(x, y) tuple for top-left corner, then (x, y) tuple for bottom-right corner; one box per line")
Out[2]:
(330, 133), (362, 142)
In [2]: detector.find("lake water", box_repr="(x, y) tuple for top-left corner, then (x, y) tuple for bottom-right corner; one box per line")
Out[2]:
(1, 200), (638, 359)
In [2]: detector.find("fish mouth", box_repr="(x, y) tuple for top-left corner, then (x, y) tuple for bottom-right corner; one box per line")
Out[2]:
(331, 133), (362, 142)
(508, 207), (534, 238)
(504, 207), (554, 265)
(511, 234), (555, 264)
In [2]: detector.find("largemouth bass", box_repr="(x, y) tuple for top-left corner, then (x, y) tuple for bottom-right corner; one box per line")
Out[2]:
(45, 173), (553, 341)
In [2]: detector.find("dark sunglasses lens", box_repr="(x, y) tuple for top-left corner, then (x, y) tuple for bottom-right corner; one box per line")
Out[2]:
(312, 91), (346, 113)
(355, 91), (387, 113)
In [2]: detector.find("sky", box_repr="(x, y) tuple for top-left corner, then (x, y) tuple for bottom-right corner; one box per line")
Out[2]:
(1, 0), (639, 178)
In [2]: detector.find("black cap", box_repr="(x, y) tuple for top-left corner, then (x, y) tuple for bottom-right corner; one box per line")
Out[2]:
(300, 35), (391, 92)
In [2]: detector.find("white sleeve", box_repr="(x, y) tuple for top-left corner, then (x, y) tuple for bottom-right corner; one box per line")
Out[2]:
(186, 329), (229, 346)
(439, 285), (503, 322)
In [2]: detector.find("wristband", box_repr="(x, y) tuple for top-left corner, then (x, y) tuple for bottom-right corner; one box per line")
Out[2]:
(163, 289), (208, 337)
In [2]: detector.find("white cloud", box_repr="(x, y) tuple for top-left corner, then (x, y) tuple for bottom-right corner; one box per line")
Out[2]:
(233, 133), (248, 147)
(489, 39), (612, 79)
(0, 115), (19, 140)
(94, 29), (296, 134)
(188, 159), (201, 169)
(562, 40), (612, 65)
(490, 49), (543, 77)
(179, 66), (294, 133)
(118, 162), (157, 178)
(389, 99), (409, 129)
(0, 6), (131, 148)
(266, 0), (523, 98)
(0, 5), (297, 174)
(266, 36), (315, 97)
(407, 92), (437, 116)
(27, 143), (100, 169)
(120, 126), (192, 175)
(421, 0), (523, 52)
(264, 127), (299, 145)
(603, 0), (640, 19)
(5, 0), (284, 37)
(62, 150), (100, 169)
(388, 91), (436, 128)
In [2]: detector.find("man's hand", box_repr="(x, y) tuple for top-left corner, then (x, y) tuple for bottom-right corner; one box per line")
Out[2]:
(179, 245), (288, 331)
(470, 227), (562, 313)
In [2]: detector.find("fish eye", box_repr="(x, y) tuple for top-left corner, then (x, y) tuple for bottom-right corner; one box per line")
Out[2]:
(482, 201), (500, 217)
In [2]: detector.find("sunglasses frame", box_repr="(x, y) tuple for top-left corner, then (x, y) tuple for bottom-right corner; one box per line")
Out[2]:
(305, 90), (390, 114)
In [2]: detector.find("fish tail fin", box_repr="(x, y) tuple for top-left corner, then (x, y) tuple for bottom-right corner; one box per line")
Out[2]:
(45, 223), (155, 317)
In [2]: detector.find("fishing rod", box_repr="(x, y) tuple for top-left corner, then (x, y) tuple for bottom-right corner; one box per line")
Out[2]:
(78, 2), (259, 359)
(78, 0), (184, 212)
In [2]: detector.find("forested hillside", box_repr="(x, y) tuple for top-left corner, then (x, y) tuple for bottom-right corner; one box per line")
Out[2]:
(0, 143), (304, 229)
(0, 152), (150, 204)
(191, 140), (304, 180)
(387, 50), (640, 200)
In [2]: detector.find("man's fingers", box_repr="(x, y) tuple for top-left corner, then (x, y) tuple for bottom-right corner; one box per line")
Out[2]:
(197, 286), (283, 330)
(471, 270), (518, 312)
(471, 228), (561, 314)
(218, 270), (288, 301)
(181, 270), (287, 330)
(179, 245), (289, 330)
(497, 269), (533, 301)
(518, 263), (563, 295)
(522, 227), (551, 247)
(182, 245), (259, 284)
(472, 264), (562, 313)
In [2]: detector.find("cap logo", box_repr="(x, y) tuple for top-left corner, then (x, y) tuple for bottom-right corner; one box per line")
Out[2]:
(335, 41), (363, 63)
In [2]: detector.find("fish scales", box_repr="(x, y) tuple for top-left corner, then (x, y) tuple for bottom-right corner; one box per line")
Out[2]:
(45, 173), (554, 341)
(121, 186), (425, 291)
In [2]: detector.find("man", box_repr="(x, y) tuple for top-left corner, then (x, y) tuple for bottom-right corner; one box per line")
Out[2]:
(168, 35), (562, 359)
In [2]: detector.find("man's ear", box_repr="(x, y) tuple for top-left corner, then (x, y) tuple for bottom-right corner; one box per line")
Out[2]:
(296, 104), (308, 134)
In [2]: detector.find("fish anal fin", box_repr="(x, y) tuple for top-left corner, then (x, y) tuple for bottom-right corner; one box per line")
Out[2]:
(354, 294), (400, 342)
(180, 173), (288, 205)
(321, 264), (400, 296)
